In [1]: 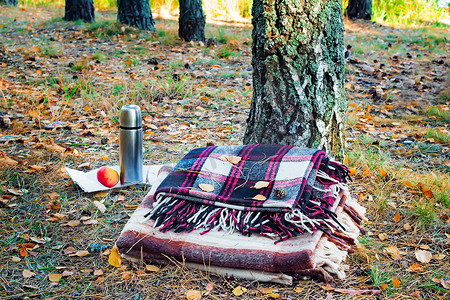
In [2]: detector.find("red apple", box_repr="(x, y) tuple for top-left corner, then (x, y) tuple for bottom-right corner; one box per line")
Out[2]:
(97, 166), (119, 188)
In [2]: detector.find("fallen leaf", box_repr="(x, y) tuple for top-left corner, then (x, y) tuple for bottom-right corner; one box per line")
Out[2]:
(348, 168), (357, 176)
(75, 250), (90, 257)
(393, 211), (401, 223)
(122, 271), (131, 279)
(381, 283), (387, 291)
(219, 155), (241, 165)
(145, 265), (160, 272)
(199, 183), (214, 192)
(252, 194), (267, 201)
(415, 250), (432, 263)
(379, 169), (388, 178)
(46, 192), (60, 200)
(392, 277), (400, 287)
(93, 200), (106, 213)
(232, 286), (247, 296)
(419, 244), (430, 250)
(206, 282), (214, 291)
(19, 245), (29, 257)
(23, 269), (36, 278)
(411, 291), (421, 298)
(384, 246), (402, 260)
(48, 273), (62, 282)
(378, 233), (388, 241)
(417, 183), (434, 198)
(64, 246), (76, 255)
(62, 270), (74, 277)
(253, 181), (270, 189)
(407, 264), (424, 272)
(432, 254), (445, 260)
(93, 269), (103, 276)
(11, 256), (21, 262)
(293, 287), (303, 292)
(260, 287), (279, 297)
(108, 244), (122, 267)
(94, 191), (108, 198)
(30, 236), (50, 244)
(403, 223), (411, 230)
(185, 289), (202, 300)
(65, 220), (80, 227)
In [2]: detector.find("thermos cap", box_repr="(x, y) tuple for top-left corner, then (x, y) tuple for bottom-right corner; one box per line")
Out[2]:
(120, 105), (142, 128)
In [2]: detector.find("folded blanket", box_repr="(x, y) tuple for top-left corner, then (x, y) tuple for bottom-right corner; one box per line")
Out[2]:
(146, 144), (351, 243)
(116, 145), (365, 283)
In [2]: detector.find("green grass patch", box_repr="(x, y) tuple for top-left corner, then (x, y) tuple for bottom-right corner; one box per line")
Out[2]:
(428, 106), (450, 122)
(413, 200), (436, 226)
(425, 128), (450, 143)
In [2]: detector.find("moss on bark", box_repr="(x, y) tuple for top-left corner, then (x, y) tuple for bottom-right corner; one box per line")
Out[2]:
(244, 0), (346, 160)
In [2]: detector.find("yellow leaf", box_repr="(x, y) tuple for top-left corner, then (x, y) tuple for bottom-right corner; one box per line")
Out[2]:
(199, 183), (214, 193)
(415, 250), (432, 263)
(381, 283), (387, 291)
(343, 154), (348, 165)
(392, 277), (400, 287)
(48, 273), (62, 282)
(378, 233), (388, 241)
(253, 181), (270, 189)
(393, 211), (401, 223)
(185, 289), (202, 300)
(348, 168), (357, 176)
(379, 169), (388, 178)
(108, 244), (122, 267)
(232, 286), (247, 296)
(403, 181), (415, 188)
(23, 269), (36, 278)
(145, 265), (160, 272)
(253, 194), (267, 201)
(384, 246), (402, 260)
(293, 287), (303, 292)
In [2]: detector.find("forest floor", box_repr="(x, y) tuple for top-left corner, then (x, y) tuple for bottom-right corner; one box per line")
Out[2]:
(0, 4), (449, 300)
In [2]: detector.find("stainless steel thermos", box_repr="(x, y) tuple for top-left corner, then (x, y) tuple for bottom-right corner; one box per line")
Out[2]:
(119, 105), (143, 184)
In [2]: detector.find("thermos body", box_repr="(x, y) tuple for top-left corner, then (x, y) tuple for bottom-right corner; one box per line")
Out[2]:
(119, 105), (143, 184)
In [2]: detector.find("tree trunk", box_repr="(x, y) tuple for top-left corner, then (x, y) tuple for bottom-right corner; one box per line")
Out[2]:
(244, 0), (346, 160)
(345, 0), (372, 20)
(0, 0), (18, 6)
(64, 0), (95, 23)
(179, 0), (205, 42)
(117, 0), (155, 31)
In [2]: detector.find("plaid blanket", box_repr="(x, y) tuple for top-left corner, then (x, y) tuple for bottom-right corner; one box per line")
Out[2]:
(146, 144), (351, 243)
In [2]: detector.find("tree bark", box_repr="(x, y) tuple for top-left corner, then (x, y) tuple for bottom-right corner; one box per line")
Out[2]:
(179, 0), (205, 42)
(345, 0), (372, 20)
(64, 0), (95, 23)
(244, 0), (346, 160)
(0, 0), (18, 6)
(117, 0), (155, 31)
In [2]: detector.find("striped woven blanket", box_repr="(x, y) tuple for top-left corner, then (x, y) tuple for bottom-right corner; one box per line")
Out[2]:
(146, 144), (351, 243)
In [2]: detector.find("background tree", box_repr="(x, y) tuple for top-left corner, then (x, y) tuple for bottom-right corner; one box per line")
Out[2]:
(0, 0), (17, 6)
(64, 0), (95, 23)
(179, 0), (205, 42)
(117, 0), (155, 31)
(345, 0), (372, 20)
(244, 0), (346, 159)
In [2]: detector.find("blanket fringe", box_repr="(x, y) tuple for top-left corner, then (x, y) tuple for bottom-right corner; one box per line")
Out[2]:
(146, 193), (343, 243)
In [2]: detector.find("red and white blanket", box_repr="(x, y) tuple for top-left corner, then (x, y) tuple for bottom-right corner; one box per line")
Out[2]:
(116, 145), (366, 284)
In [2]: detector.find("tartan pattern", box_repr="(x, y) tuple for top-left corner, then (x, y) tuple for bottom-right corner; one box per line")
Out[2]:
(147, 144), (350, 242)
